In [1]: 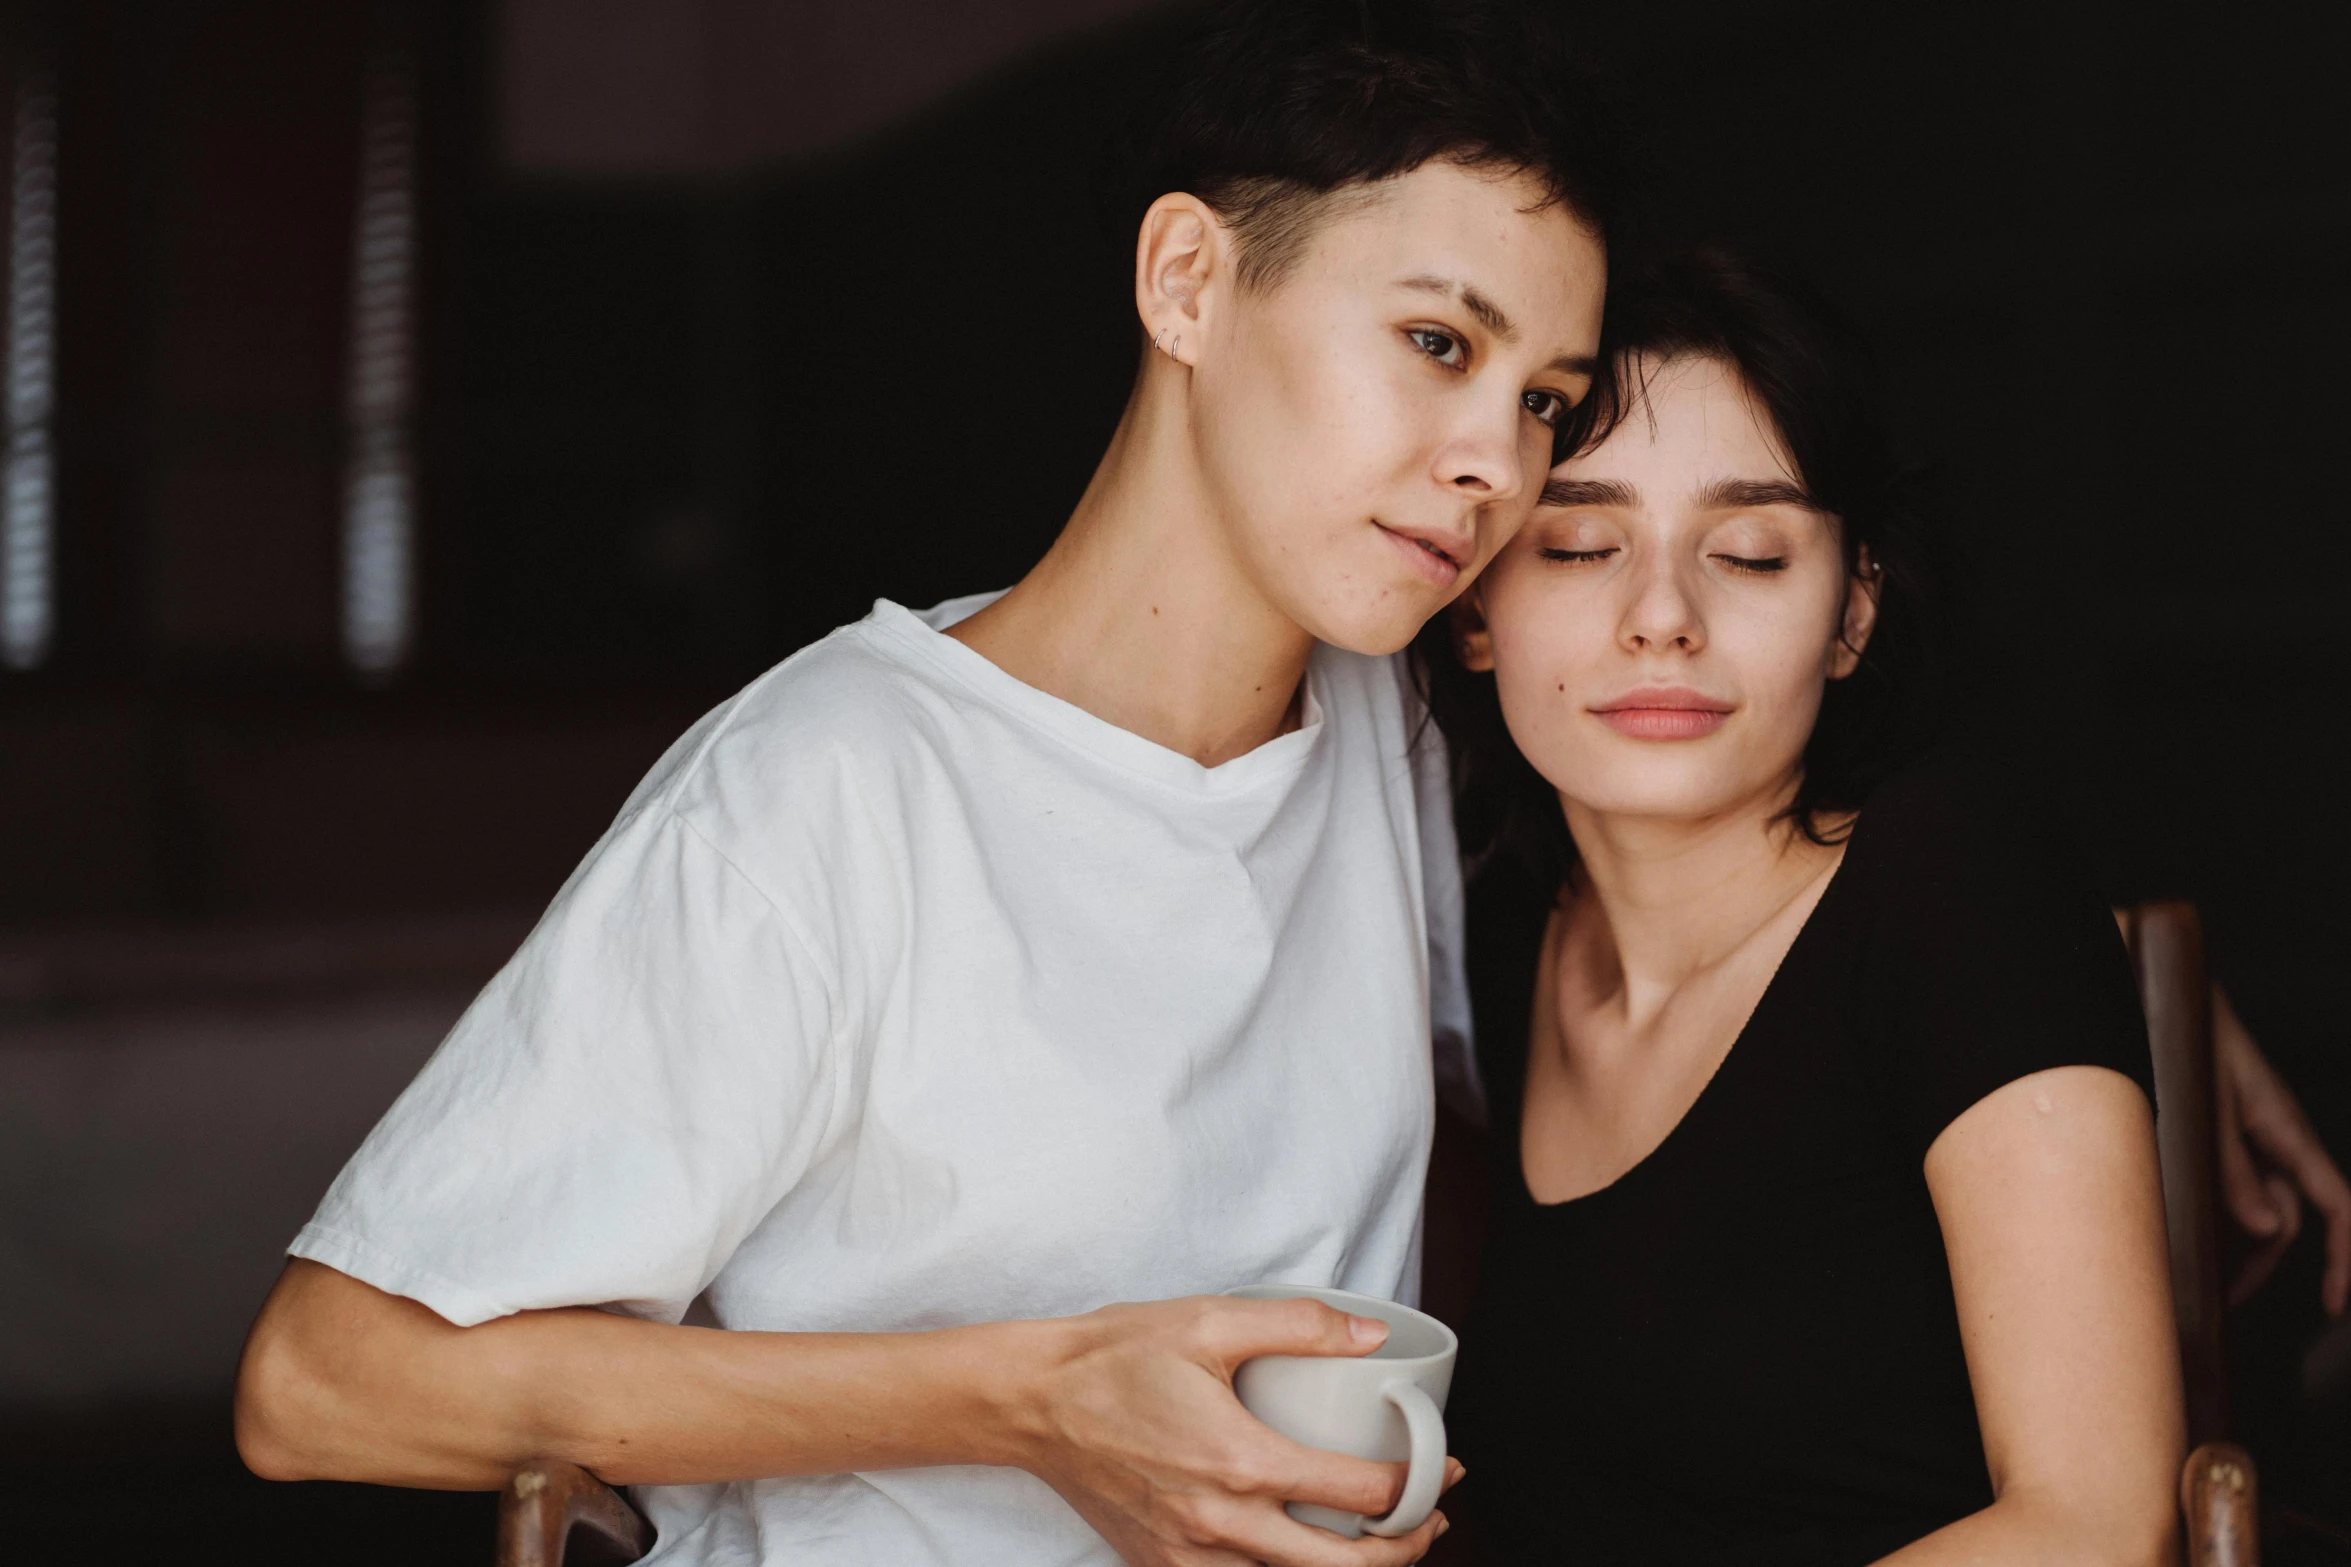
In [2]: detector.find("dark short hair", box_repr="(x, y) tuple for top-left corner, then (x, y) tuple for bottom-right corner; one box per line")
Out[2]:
(1113, 0), (1631, 297)
(1418, 246), (1955, 894)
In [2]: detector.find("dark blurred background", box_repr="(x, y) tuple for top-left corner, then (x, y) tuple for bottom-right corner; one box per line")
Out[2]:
(1, 0), (2344, 1559)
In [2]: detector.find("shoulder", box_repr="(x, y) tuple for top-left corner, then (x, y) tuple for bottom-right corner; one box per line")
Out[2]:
(1311, 646), (1438, 780)
(624, 607), (972, 888)
(1313, 643), (1418, 723)
(1840, 745), (2150, 1150)
(1840, 741), (2120, 975)
(1843, 742), (2088, 901)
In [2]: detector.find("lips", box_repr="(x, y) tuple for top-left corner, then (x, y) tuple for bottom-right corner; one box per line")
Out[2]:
(1375, 520), (1473, 588)
(1590, 687), (1733, 740)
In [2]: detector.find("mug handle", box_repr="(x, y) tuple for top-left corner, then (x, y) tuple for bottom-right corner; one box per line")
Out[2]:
(1360, 1380), (1447, 1538)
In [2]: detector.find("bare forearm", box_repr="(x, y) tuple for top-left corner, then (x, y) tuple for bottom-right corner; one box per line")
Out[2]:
(236, 1259), (1043, 1490)
(1873, 1488), (2172, 1567)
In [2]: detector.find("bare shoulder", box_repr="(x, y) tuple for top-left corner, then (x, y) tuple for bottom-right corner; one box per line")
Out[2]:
(1925, 1062), (2155, 1186)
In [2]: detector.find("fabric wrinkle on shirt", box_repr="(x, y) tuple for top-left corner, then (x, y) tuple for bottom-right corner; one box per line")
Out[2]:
(293, 593), (1472, 1567)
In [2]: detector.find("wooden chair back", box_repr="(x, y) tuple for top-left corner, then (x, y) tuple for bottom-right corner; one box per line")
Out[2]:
(2122, 901), (2259, 1567)
(2128, 900), (2230, 1445)
(496, 1459), (649, 1567)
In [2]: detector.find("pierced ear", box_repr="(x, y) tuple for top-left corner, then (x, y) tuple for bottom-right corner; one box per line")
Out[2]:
(1134, 193), (1219, 367)
(1828, 545), (1882, 680)
(1449, 594), (1497, 673)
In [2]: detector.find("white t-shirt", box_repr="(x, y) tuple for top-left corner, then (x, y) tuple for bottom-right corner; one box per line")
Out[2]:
(294, 595), (1472, 1567)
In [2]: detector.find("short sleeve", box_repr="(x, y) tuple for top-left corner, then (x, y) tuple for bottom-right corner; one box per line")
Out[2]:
(291, 804), (842, 1327)
(1861, 759), (2153, 1163)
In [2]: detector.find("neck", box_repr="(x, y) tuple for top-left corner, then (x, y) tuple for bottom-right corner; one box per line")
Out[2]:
(1561, 779), (1843, 1008)
(946, 356), (1313, 767)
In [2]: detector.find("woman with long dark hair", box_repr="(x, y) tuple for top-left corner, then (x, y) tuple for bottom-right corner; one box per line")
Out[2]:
(1427, 250), (2184, 1563)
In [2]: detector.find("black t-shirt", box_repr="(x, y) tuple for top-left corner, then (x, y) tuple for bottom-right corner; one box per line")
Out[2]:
(1448, 753), (2153, 1565)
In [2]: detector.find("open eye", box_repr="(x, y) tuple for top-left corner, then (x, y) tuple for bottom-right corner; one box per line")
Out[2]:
(1406, 327), (1466, 368)
(1522, 388), (1569, 428)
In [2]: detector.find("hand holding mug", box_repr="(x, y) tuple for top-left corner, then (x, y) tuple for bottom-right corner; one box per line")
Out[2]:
(1227, 1284), (1459, 1539)
(1006, 1293), (1450, 1567)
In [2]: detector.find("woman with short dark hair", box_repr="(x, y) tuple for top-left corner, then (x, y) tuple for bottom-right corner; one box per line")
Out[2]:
(1428, 250), (2184, 1564)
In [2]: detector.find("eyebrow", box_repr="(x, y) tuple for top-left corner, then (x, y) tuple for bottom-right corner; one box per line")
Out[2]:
(1697, 478), (1821, 512)
(1397, 274), (1600, 380)
(1539, 476), (1822, 511)
(1539, 477), (1635, 508)
(1397, 274), (1519, 343)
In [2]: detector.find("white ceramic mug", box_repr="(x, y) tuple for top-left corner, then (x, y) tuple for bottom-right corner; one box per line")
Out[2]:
(1226, 1283), (1457, 1539)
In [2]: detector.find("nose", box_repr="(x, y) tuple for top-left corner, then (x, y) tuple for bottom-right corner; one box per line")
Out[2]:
(1433, 399), (1531, 507)
(1619, 550), (1704, 654)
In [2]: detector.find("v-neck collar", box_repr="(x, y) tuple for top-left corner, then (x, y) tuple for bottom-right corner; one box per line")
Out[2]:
(1511, 822), (1868, 1212)
(865, 597), (1329, 800)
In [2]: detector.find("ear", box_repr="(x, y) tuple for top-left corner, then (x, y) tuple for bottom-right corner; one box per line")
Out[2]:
(1134, 193), (1222, 368)
(1827, 545), (1881, 680)
(1449, 590), (1496, 673)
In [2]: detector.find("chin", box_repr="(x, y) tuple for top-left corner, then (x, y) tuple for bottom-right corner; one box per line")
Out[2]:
(1545, 755), (1757, 823)
(1290, 581), (1451, 658)
(1316, 616), (1425, 658)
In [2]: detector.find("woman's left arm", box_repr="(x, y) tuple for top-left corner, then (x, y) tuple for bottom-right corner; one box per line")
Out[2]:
(1877, 1066), (2186, 1567)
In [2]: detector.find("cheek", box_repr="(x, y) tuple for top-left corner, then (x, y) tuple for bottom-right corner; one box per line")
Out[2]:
(1718, 604), (1841, 755)
(1484, 591), (1599, 744)
(1464, 507), (1533, 582)
(1208, 324), (1413, 511)
(1518, 422), (1555, 489)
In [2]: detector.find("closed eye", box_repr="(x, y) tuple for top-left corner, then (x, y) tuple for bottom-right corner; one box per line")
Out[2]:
(1538, 547), (1618, 564)
(1712, 553), (1788, 574)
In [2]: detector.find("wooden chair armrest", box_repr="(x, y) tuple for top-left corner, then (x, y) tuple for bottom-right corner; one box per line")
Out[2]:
(2181, 1441), (2259, 1567)
(497, 1459), (654, 1567)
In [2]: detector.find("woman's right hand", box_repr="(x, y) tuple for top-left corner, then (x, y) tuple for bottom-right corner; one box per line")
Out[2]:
(996, 1294), (1452, 1567)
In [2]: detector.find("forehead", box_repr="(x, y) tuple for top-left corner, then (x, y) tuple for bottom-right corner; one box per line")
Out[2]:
(1292, 161), (1605, 337)
(1565, 354), (1797, 487)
